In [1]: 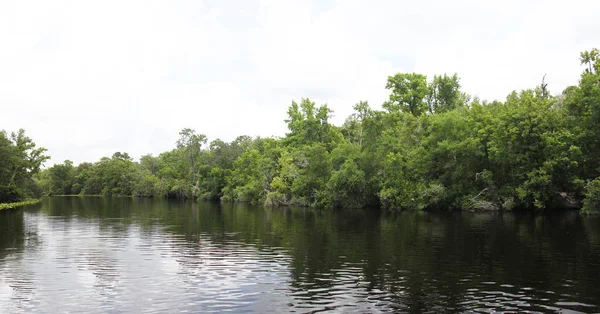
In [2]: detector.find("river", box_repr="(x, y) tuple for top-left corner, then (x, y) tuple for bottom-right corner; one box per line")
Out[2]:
(1, 196), (599, 313)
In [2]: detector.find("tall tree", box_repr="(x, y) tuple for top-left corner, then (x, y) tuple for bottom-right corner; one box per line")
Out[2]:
(340, 101), (372, 147)
(384, 73), (429, 116)
(427, 73), (463, 113)
(580, 48), (599, 74)
(176, 128), (207, 195)
(284, 98), (342, 149)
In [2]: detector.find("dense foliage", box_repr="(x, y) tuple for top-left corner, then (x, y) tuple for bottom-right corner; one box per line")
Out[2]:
(30, 49), (600, 212)
(0, 129), (49, 203)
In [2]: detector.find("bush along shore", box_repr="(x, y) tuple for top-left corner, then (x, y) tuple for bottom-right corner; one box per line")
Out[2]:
(0, 199), (42, 211)
(3, 49), (600, 213)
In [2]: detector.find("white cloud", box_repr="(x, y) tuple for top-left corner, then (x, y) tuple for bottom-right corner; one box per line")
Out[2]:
(0, 0), (598, 165)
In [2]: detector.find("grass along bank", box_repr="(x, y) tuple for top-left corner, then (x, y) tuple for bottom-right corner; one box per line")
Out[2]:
(0, 199), (42, 211)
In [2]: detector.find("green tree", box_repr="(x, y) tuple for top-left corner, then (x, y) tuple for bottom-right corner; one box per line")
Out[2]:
(340, 101), (372, 147)
(139, 154), (160, 175)
(582, 177), (600, 214)
(384, 73), (429, 116)
(428, 73), (463, 113)
(326, 143), (366, 208)
(580, 48), (599, 74)
(0, 129), (49, 202)
(47, 160), (75, 195)
(176, 128), (207, 195)
(284, 98), (343, 149)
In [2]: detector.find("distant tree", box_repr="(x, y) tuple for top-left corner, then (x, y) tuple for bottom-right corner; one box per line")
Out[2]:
(139, 154), (160, 175)
(48, 160), (75, 195)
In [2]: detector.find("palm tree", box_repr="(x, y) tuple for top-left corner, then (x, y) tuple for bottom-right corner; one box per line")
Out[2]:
(580, 49), (600, 74)
(591, 49), (599, 74)
(580, 51), (592, 73)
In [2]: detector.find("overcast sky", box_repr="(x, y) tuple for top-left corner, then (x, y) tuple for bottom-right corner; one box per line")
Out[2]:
(1, 0), (598, 166)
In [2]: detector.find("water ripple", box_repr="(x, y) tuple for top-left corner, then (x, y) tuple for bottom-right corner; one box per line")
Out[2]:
(1, 200), (600, 313)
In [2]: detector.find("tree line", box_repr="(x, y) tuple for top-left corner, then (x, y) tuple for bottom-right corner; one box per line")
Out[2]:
(3, 49), (600, 213)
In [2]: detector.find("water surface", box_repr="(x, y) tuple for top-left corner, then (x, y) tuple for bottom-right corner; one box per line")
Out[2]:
(1, 197), (600, 313)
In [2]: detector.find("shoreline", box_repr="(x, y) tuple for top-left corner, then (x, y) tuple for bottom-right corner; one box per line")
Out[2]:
(36, 195), (593, 213)
(0, 199), (42, 211)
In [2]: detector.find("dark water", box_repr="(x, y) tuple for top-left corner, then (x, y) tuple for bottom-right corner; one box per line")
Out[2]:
(1, 197), (600, 313)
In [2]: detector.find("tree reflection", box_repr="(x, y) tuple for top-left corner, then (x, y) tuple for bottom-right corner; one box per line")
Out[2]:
(6, 197), (599, 312)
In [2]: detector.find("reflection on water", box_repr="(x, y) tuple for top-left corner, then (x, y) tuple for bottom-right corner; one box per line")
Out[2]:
(1, 197), (600, 313)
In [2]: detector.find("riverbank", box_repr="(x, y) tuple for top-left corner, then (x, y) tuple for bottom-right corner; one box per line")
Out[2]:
(40, 193), (591, 213)
(0, 199), (42, 211)
(48, 194), (103, 197)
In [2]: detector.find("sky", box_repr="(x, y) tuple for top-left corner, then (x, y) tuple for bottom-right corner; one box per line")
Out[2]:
(1, 0), (598, 166)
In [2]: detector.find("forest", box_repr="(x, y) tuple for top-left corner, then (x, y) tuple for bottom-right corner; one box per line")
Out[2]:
(2, 49), (600, 213)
